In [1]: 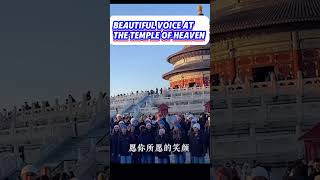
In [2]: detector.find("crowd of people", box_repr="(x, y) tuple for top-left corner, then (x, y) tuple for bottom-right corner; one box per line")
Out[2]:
(282, 159), (320, 180)
(214, 159), (320, 180)
(111, 88), (164, 99)
(0, 91), (108, 122)
(15, 165), (110, 180)
(111, 112), (210, 164)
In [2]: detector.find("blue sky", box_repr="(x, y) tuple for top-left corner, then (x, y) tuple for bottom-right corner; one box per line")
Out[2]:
(110, 4), (210, 96)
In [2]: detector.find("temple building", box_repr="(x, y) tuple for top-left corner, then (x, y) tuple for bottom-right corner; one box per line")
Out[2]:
(210, 0), (320, 172)
(211, 0), (320, 85)
(162, 6), (210, 89)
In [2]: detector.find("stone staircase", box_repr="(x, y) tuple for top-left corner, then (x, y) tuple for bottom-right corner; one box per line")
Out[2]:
(40, 137), (90, 167)
(6, 93), (148, 179)
(132, 95), (152, 119)
(0, 153), (24, 180)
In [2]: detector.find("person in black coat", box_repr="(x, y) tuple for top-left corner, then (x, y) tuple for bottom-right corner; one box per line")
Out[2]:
(129, 124), (141, 164)
(151, 120), (159, 137)
(189, 123), (206, 164)
(172, 127), (185, 164)
(198, 113), (207, 133)
(111, 114), (122, 129)
(204, 119), (210, 157)
(155, 128), (170, 164)
(176, 115), (189, 144)
(111, 125), (120, 163)
(130, 118), (140, 136)
(146, 122), (156, 163)
(139, 124), (155, 164)
(118, 125), (133, 164)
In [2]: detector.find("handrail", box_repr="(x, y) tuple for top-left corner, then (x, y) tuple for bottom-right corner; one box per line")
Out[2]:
(35, 136), (67, 168)
(0, 154), (24, 179)
(73, 152), (96, 178)
(51, 159), (78, 176)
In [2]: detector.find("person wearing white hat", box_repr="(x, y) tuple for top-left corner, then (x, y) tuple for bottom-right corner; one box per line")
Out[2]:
(187, 114), (194, 121)
(191, 118), (198, 124)
(251, 166), (269, 180)
(111, 114), (122, 128)
(111, 125), (120, 163)
(130, 117), (138, 126)
(116, 114), (122, 119)
(118, 121), (125, 127)
(189, 123), (206, 164)
(118, 125), (132, 164)
(21, 165), (38, 180)
(155, 128), (170, 164)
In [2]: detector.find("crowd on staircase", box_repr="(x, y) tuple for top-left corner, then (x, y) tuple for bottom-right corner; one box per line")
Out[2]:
(111, 111), (210, 164)
(0, 91), (107, 124)
(111, 88), (164, 98)
(16, 165), (110, 180)
(214, 159), (320, 180)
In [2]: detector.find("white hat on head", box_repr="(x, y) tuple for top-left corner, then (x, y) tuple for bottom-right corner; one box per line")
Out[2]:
(193, 123), (200, 130)
(187, 114), (194, 119)
(191, 118), (198, 123)
(251, 166), (269, 179)
(116, 114), (122, 118)
(159, 128), (165, 135)
(21, 165), (37, 177)
(130, 118), (137, 124)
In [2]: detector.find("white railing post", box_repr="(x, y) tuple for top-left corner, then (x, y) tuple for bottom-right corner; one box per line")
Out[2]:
(271, 72), (277, 96)
(227, 96), (233, 128)
(249, 126), (256, 154)
(297, 71), (303, 96)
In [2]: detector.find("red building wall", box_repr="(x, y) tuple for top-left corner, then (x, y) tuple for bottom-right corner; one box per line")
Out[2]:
(170, 76), (210, 88)
(211, 48), (320, 84)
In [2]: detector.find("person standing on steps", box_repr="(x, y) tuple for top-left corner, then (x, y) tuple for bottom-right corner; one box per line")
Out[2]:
(73, 117), (78, 137)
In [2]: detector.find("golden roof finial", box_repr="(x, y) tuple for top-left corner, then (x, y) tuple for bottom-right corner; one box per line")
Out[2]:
(197, 5), (203, 15)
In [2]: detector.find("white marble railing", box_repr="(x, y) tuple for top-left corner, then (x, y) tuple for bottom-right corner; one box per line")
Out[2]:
(110, 87), (209, 113)
(153, 93), (209, 105)
(110, 93), (145, 104)
(211, 73), (320, 98)
(0, 93), (107, 140)
(163, 86), (210, 96)
(140, 102), (206, 115)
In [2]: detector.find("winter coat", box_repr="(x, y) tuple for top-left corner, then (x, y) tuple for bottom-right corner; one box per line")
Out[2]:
(118, 133), (133, 156)
(155, 135), (170, 158)
(189, 132), (206, 157)
(111, 132), (120, 155)
(172, 135), (184, 155)
(138, 131), (155, 155)
(139, 131), (155, 145)
(204, 127), (210, 154)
